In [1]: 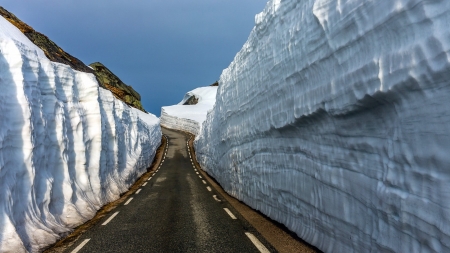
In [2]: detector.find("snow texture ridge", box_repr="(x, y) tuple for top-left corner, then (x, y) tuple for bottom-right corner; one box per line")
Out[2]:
(0, 16), (161, 252)
(195, 0), (450, 252)
(160, 86), (217, 135)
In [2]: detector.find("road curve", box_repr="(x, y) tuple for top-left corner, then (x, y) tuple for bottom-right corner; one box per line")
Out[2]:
(63, 127), (275, 253)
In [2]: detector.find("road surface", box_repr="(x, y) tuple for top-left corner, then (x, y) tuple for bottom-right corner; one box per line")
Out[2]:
(64, 127), (275, 253)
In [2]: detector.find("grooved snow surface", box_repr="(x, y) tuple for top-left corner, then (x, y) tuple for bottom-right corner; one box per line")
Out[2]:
(160, 86), (217, 135)
(0, 17), (161, 252)
(195, 0), (450, 252)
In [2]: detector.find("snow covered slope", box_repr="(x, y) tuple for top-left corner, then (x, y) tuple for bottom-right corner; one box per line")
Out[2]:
(160, 86), (217, 135)
(195, 0), (450, 252)
(0, 16), (161, 252)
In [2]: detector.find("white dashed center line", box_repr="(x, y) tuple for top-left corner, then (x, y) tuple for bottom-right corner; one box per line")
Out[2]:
(102, 211), (119, 225)
(202, 180), (207, 184)
(245, 232), (270, 253)
(199, 176), (202, 179)
(135, 189), (142, 194)
(196, 172), (199, 175)
(71, 239), (91, 253)
(213, 195), (221, 202)
(147, 177), (152, 181)
(124, 198), (133, 205)
(142, 182), (148, 186)
(207, 186), (212, 191)
(223, 208), (237, 219)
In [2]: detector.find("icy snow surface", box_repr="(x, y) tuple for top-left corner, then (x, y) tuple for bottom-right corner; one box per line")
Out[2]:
(195, 0), (450, 252)
(0, 17), (161, 252)
(160, 86), (217, 135)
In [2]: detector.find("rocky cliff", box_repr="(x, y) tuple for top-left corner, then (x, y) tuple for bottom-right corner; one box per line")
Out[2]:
(90, 62), (145, 112)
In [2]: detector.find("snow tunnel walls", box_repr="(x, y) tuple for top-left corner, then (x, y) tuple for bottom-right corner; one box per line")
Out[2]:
(0, 16), (161, 252)
(195, 0), (450, 252)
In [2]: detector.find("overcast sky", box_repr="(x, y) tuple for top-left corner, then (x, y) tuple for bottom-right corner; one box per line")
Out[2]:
(1, 0), (267, 115)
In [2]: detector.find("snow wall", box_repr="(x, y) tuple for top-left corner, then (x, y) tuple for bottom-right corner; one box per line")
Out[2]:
(0, 17), (161, 252)
(195, 0), (450, 252)
(161, 86), (217, 135)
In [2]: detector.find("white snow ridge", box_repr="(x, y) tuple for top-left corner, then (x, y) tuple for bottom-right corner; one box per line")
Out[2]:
(195, 0), (450, 252)
(0, 17), (161, 252)
(160, 86), (217, 135)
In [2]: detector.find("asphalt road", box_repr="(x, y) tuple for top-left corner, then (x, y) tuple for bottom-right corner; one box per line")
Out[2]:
(64, 128), (275, 253)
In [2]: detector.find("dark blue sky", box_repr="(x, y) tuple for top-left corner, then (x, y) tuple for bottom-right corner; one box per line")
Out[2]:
(1, 1), (267, 115)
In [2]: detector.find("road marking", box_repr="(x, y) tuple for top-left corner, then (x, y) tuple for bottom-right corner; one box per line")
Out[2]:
(148, 177), (152, 181)
(142, 182), (148, 186)
(124, 198), (133, 205)
(135, 189), (142, 194)
(102, 211), (119, 225)
(71, 239), (91, 253)
(213, 195), (221, 202)
(199, 176), (202, 179)
(245, 232), (270, 253)
(196, 172), (199, 175)
(207, 186), (212, 191)
(224, 208), (237, 219)
(195, 169), (197, 172)
(202, 180), (207, 184)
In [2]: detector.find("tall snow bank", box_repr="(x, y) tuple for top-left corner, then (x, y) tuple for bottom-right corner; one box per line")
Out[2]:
(196, 0), (450, 252)
(0, 17), (161, 252)
(160, 86), (217, 135)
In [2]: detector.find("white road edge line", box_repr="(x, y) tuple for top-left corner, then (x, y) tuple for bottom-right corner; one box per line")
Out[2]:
(142, 182), (148, 186)
(124, 198), (133, 205)
(213, 195), (221, 202)
(223, 208), (237, 219)
(135, 189), (142, 194)
(202, 180), (207, 184)
(245, 232), (270, 253)
(207, 186), (212, 191)
(102, 211), (119, 225)
(71, 238), (91, 253)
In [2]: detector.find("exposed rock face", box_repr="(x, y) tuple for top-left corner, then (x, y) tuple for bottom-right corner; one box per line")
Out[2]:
(0, 6), (93, 73)
(89, 62), (145, 112)
(183, 95), (199, 105)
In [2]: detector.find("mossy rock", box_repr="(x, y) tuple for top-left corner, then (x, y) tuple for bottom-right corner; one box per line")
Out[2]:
(90, 62), (145, 112)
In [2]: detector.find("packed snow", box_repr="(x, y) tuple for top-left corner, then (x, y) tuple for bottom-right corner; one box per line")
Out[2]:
(195, 0), (450, 252)
(0, 16), (161, 252)
(160, 86), (217, 135)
